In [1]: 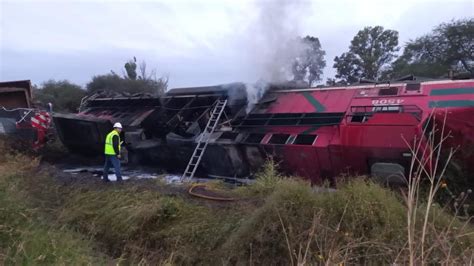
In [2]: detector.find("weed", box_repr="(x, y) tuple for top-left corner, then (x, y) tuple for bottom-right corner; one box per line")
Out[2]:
(0, 138), (472, 264)
(402, 110), (474, 265)
(0, 158), (107, 264)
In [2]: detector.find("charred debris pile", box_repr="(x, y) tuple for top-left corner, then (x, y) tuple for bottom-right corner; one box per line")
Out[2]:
(54, 82), (298, 179)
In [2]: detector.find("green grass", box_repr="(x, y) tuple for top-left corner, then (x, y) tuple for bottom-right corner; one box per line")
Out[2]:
(0, 141), (472, 265)
(0, 163), (107, 264)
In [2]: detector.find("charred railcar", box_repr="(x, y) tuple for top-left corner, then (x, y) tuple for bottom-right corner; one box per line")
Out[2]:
(53, 77), (474, 183)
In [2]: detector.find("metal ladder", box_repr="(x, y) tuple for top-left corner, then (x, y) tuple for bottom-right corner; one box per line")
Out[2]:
(181, 99), (228, 181)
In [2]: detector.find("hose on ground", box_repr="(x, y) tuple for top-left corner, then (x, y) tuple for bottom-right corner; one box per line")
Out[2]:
(187, 183), (238, 201)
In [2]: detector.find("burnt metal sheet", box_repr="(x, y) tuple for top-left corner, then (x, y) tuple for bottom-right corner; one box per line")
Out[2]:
(167, 82), (246, 96)
(0, 80), (33, 108)
(53, 114), (112, 155)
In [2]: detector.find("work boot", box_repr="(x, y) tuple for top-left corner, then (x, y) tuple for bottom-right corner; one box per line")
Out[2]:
(103, 177), (110, 183)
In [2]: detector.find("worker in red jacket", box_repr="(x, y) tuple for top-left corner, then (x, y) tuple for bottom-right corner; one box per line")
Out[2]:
(103, 122), (123, 182)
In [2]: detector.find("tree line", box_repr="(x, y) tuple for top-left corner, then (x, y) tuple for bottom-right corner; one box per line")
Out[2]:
(34, 57), (168, 112)
(34, 18), (473, 113)
(295, 18), (473, 86)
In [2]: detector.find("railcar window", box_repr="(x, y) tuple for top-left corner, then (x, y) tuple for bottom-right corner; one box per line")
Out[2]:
(378, 87), (398, 96)
(406, 83), (421, 91)
(351, 115), (367, 123)
(268, 134), (291, 144)
(293, 134), (317, 145)
(244, 133), (265, 144)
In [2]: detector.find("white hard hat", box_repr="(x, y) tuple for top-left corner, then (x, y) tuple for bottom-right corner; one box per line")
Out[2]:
(113, 122), (123, 129)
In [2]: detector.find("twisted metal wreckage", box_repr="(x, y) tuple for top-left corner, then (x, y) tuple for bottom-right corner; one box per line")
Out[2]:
(0, 80), (52, 149)
(52, 76), (474, 184)
(1, 77), (473, 184)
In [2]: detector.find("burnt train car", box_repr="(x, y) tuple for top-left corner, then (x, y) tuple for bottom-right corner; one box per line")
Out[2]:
(53, 83), (249, 177)
(53, 77), (474, 183)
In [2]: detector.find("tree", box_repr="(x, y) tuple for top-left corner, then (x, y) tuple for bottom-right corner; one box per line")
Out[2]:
(389, 19), (474, 78)
(87, 57), (168, 95)
(138, 60), (156, 80)
(124, 56), (138, 80)
(87, 73), (168, 95)
(291, 36), (326, 86)
(333, 26), (399, 84)
(34, 80), (86, 113)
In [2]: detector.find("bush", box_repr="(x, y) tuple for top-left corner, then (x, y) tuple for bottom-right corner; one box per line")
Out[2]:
(34, 80), (86, 113)
(0, 149), (105, 264)
(86, 73), (167, 96)
(1, 146), (472, 265)
(224, 179), (407, 264)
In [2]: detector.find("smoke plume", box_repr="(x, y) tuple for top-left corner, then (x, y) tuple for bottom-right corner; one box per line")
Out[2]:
(244, 0), (312, 112)
(251, 0), (310, 82)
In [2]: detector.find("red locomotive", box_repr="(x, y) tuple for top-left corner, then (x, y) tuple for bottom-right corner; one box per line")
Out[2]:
(53, 76), (474, 183)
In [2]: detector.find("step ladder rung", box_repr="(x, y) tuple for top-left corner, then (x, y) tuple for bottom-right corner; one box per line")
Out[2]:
(181, 99), (228, 181)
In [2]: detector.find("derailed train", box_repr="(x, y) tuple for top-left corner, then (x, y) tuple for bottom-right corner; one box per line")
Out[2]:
(53, 77), (474, 183)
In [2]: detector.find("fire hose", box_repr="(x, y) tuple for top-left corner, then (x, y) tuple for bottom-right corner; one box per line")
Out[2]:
(187, 183), (238, 201)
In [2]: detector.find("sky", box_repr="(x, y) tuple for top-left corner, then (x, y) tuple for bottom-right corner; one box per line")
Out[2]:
(0, 0), (473, 89)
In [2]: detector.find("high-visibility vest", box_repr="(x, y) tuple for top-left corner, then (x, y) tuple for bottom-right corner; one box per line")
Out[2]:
(104, 130), (121, 155)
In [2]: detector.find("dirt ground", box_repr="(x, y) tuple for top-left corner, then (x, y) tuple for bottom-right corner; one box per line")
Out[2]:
(37, 157), (257, 210)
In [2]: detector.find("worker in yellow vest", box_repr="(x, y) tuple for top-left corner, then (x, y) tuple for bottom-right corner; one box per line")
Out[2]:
(103, 122), (123, 182)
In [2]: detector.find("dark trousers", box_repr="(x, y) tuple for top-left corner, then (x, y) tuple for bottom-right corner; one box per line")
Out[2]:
(103, 155), (122, 181)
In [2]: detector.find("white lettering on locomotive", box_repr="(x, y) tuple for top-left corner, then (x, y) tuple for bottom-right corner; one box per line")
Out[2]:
(372, 99), (404, 106)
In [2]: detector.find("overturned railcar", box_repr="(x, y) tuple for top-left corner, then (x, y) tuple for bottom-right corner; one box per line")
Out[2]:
(54, 78), (474, 183)
(54, 83), (250, 177)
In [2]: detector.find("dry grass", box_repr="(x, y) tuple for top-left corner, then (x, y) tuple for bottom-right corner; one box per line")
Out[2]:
(0, 137), (472, 265)
(0, 144), (107, 264)
(402, 110), (474, 265)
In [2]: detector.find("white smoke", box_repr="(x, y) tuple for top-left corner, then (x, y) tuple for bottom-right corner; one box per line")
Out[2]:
(245, 80), (268, 113)
(243, 0), (312, 112)
(251, 0), (311, 82)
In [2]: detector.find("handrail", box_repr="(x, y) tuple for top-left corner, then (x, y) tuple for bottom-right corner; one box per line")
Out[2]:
(347, 104), (423, 121)
(0, 106), (34, 124)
